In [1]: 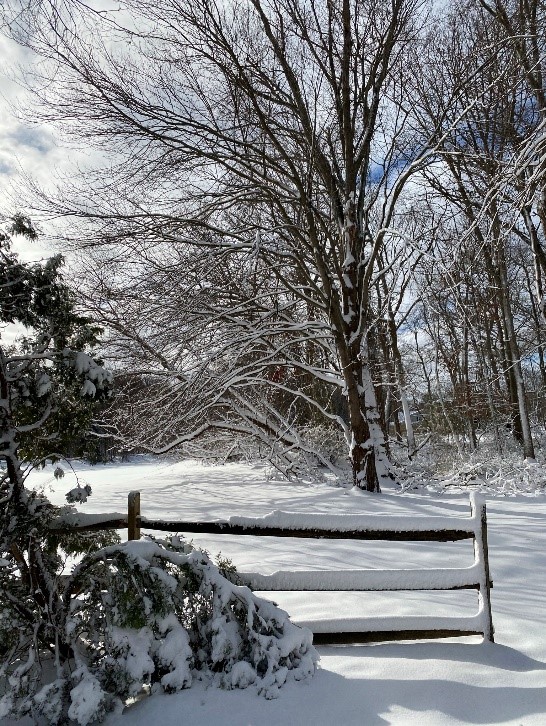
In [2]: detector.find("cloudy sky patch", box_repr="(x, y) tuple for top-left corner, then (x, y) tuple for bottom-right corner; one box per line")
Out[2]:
(8, 124), (54, 155)
(0, 35), (65, 218)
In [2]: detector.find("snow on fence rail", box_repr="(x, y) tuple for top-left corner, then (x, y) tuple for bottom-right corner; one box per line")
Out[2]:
(50, 492), (494, 645)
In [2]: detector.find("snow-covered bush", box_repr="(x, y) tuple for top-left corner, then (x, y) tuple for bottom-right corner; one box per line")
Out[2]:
(297, 425), (350, 470)
(392, 431), (546, 495)
(0, 536), (317, 725)
(192, 424), (350, 483)
(0, 219), (317, 723)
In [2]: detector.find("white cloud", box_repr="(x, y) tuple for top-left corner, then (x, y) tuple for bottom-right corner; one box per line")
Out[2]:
(0, 34), (91, 265)
(0, 37), (67, 224)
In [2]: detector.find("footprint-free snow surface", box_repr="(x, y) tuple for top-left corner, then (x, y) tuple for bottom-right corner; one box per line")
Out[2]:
(24, 458), (546, 725)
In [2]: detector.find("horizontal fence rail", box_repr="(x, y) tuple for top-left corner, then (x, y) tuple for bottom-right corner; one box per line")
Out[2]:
(50, 491), (494, 644)
(240, 564), (485, 592)
(135, 521), (477, 542)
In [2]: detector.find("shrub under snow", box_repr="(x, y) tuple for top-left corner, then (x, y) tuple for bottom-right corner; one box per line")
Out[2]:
(0, 537), (318, 725)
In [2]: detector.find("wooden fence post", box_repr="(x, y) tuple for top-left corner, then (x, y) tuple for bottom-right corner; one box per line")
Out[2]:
(128, 491), (141, 541)
(471, 495), (494, 642)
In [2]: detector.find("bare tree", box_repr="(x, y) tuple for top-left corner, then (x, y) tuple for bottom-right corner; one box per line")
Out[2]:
(407, 0), (540, 460)
(472, 0), (546, 327)
(4, 0), (439, 490)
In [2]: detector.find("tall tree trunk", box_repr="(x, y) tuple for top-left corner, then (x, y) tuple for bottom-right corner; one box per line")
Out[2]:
(462, 319), (477, 451)
(386, 302), (416, 458)
(495, 234), (536, 459)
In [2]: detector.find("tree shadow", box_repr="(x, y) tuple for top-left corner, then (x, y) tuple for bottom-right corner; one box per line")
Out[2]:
(321, 640), (546, 672)
(114, 656), (546, 726)
(311, 670), (546, 725)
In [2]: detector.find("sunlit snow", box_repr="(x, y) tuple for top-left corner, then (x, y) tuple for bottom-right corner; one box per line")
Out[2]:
(15, 457), (546, 726)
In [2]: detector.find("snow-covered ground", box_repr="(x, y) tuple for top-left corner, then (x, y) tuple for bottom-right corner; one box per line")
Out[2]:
(24, 458), (546, 725)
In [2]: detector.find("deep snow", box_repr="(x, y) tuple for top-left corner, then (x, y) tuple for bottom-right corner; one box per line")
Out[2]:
(18, 457), (546, 725)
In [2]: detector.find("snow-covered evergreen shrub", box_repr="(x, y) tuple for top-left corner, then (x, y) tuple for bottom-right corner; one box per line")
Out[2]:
(0, 218), (316, 724)
(1, 536), (317, 725)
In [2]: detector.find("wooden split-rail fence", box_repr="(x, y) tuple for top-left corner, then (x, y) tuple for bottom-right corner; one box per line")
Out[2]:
(52, 492), (494, 644)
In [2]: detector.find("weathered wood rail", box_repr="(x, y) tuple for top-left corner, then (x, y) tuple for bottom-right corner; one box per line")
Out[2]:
(51, 492), (494, 645)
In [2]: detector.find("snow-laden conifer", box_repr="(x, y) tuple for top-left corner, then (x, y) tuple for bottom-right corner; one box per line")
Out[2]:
(0, 216), (316, 723)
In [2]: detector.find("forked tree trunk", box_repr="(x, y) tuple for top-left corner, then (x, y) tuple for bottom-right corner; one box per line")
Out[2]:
(336, 196), (393, 492)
